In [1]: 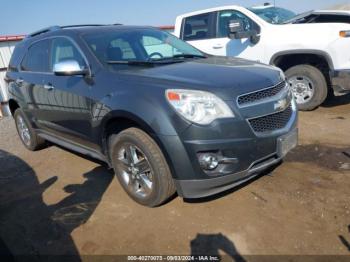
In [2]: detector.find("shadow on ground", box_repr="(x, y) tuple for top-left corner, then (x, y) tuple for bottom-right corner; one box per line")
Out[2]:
(190, 233), (246, 261)
(0, 149), (113, 261)
(285, 144), (350, 172)
(339, 225), (350, 252)
(322, 93), (350, 108)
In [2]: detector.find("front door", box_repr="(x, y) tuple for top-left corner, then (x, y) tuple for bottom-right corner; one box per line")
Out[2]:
(43, 37), (97, 150)
(214, 10), (265, 62)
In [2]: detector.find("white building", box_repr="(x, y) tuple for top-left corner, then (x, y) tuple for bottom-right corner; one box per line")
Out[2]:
(0, 35), (23, 116)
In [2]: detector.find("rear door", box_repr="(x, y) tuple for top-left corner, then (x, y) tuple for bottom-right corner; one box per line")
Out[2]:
(180, 12), (219, 55)
(18, 39), (52, 124)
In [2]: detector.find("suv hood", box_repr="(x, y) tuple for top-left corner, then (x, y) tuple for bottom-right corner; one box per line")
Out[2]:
(118, 56), (282, 100)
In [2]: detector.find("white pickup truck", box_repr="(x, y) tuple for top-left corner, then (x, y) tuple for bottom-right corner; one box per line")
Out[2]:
(174, 5), (350, 110)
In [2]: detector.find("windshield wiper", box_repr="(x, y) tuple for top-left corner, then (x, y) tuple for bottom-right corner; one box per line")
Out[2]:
(107, 54), (207, 65)
(150, 54), (207, 62)
(107, 60), (156, 66)
(171, 54), (207, 59)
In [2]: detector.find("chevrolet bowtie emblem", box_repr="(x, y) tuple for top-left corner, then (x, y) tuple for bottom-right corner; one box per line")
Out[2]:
(274, 99), (288, 111)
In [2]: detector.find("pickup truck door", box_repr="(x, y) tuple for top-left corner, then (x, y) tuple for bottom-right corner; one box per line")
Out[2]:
(213, 10), (265, 62)
(182, 10), (265, 62)
(181, 12), (219, 55)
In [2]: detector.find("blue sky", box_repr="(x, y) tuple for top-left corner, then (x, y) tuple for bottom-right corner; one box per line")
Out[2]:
(1, 0), (347, 35)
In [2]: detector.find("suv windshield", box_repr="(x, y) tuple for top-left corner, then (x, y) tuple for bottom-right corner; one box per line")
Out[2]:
(83, 28), (206, 67)
(248, 6), (296, 24)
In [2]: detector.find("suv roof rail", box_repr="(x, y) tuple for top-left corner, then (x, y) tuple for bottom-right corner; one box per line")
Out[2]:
(27, 26), (61, 38)
(26, 24), (124, 39)
(60, 24), (110, 29)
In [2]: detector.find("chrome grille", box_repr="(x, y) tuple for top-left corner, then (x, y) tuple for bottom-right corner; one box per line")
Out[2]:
(249, 105), (292, 133)
(238, 81), (286, 106)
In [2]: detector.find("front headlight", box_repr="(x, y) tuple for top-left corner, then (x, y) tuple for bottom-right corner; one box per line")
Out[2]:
(340, 30), (350, 38)
(166, 89), (234, 125)
(274, 67), (286, 82)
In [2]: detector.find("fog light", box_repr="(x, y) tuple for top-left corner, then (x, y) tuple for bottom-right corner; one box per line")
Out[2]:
(198, 153), (219, 170)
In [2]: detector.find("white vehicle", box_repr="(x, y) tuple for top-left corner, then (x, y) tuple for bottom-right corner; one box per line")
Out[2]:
(174, 5), (350, 110)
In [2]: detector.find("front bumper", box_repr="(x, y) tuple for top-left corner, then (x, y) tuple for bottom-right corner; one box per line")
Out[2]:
(0, 101), (11, 117)
(175, 153), (282, 198)
(331, 69), (350, 94)
(174, 128), (298, 198)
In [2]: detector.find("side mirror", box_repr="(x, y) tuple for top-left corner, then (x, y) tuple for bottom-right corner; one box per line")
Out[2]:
(228, 19), (261, 44)
(53, 60), (89, 76)
(228, 19), (244, 39)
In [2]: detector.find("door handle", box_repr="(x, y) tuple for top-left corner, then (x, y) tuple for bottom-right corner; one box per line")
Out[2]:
(213, 44), (224, 49)
(44, 83), (54, 91)
(15, 78), (24, 85)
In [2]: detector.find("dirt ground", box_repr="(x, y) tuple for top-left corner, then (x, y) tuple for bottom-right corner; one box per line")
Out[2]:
(0, 95), (350, 261)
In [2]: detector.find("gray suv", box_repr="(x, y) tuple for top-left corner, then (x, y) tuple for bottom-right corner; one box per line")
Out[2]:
(6, 24), (298, 207)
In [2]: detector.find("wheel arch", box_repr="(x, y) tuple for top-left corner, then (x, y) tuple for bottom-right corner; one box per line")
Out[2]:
(8, 99), (20, 116)
(269, 50), (334, 71)
(100, 110), (177, 177)
(270, 50), (334, 93)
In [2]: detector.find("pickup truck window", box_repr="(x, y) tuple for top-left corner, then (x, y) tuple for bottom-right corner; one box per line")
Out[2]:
(21, 40), (50, 72)
(217, 10), (253, 38)
(182, 13), (213, 41)
(248, 7), (296, 24)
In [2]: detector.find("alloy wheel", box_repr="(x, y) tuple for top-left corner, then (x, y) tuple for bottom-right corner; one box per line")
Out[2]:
(288, 75), (315, 105)
(16, 115), (31, 146)
(116, 143), (153, 199)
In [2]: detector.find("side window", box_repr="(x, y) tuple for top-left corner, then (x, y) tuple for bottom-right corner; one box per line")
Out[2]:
(142, 36), (181, 58)
(182, 13), (213, 41)
(21, 40), (50, 72)
(51, 38), (86, 70)
(109, 39), (136, 60)
(217, 10), (255, 38)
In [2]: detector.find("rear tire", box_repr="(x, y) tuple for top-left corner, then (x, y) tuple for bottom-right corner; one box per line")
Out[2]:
(285, 64), (328, 111)
(109, 128), (176, 207)
(14, 109), (46, 151)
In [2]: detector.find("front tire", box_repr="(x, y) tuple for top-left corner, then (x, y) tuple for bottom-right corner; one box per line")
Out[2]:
(109, 128), (176, 207)
(285, 64), (328, 111)
(14, 109), (46, 151)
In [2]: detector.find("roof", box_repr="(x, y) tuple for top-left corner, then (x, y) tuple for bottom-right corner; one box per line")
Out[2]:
(0, 35), (25, 42)
(0, 25), (174, 43)
(176, 5), (245, 19)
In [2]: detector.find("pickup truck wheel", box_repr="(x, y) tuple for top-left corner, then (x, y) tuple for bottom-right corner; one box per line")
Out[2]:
(109, 128), (176, 207)
(285, 65), (328, 111)
(14, 109), (46, 151)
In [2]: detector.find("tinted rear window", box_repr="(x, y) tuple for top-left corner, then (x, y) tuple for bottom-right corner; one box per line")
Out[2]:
(21, 40), (50, 72)
(182, 13), (212, 41)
